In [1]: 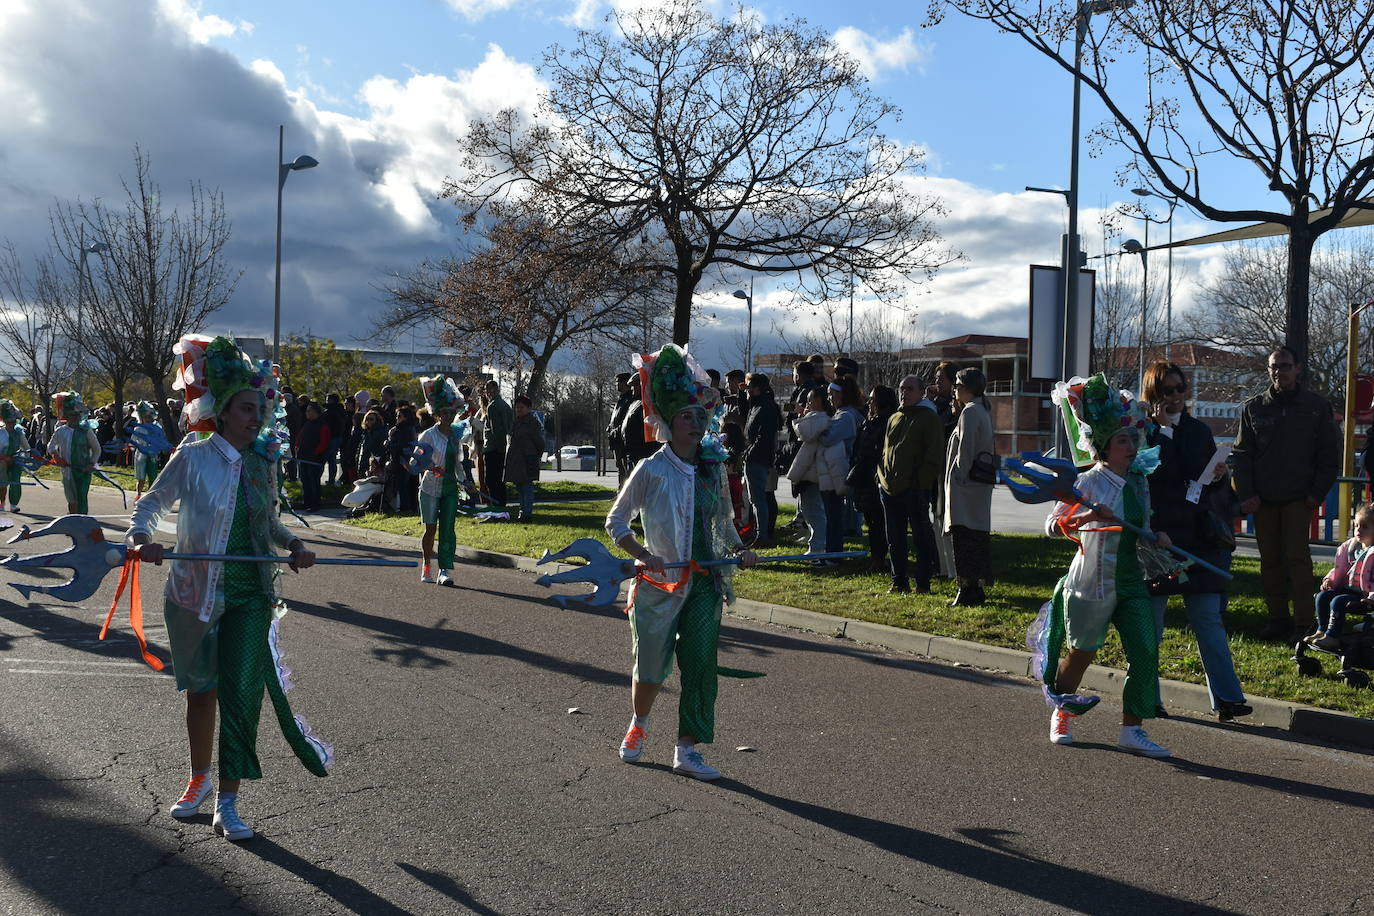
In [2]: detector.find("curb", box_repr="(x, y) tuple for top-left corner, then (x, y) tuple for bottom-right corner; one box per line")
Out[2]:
(315, 521), (1374, 750)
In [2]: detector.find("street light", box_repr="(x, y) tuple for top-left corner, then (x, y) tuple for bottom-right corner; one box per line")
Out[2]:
(1060, 0), (1135, 452)
(1132, 187), (1179, 359)
(75, 235), (109, 391)
(1122, 236), (1148, 394)
(732, 280), (754, 371)
(273, 124), (319, 365)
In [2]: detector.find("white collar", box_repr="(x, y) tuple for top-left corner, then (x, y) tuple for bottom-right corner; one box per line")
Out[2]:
(209, 433), (244, 464)
(662, 444), (696, 476)
(1097, 465), (1126, 487)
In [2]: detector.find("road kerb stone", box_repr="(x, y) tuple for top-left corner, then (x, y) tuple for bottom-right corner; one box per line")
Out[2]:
(318, 521), (1374, 748)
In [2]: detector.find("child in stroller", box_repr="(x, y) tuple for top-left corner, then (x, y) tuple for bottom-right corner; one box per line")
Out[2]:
(342, 457), (387, 518)
(1295, 503), (1374, 688)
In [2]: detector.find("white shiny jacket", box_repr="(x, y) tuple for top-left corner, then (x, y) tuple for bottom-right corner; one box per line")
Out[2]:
(605, 445), (741, 617)
(417, 423), (472, 496)
(126, 434), (295, 622)
(48, 424), (100, 471)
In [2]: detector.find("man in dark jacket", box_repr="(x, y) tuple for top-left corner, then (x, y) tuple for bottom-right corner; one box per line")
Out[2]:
(1232, 346), (1342, 640)
(743, 372), (781, 544)
(322, 392), (348, 487)
(482, 380), (513, 506)
(620, 374), (660, 470)
(878, 374), (944, 594)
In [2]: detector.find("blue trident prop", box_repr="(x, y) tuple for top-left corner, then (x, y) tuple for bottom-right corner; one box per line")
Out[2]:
(999, 452), (1232, 581)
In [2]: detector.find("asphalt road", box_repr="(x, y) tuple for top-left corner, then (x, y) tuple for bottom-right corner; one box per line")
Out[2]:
(1, 480), (1371, 915)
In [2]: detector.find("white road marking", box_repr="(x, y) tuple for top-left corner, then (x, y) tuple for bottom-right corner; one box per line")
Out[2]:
(8, 669), (167, 678)
(4, 658), (148, 667)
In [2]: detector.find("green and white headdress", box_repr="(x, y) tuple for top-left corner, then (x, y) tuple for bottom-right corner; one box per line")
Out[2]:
(633, 343), (726, 460)
(174, 334), (272, 430)
(0, 399), (22, 424)
(51, 391), (88, 421)
(135, 400), (158, 424)
(420, 374), (465, 414)
(1052, 373), (1159, 474)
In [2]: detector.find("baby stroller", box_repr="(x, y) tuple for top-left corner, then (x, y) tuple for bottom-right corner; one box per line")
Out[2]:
(341, 472), (387, 518)
(1293, 607), (1374, 689)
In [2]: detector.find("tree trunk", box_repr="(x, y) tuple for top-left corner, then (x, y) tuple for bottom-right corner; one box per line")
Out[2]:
(672, 274), (693, 347)
(152, 375), (178, 443)
(1286, 221), (1315, 366)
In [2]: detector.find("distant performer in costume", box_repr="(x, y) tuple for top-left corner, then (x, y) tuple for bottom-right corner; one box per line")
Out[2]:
(133, 400), (162, 500)
(127, 335), (330, 843)
(47, 391), (100, 514)
(0, 399), (30, 513)
(606, 344), (757, 781)
(1033, 374), (1179, 758)
(417, 374), (474, 587)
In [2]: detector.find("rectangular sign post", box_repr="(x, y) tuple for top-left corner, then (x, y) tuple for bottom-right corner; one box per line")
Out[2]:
(1028, 265), (1094, 381)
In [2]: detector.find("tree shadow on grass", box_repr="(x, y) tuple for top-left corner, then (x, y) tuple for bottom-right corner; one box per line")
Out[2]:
(714, 779), (1244, 916)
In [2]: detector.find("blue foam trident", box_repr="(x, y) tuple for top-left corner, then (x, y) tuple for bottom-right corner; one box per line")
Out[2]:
(999, 452), (1232, 581)
(130, 423), (173, 456)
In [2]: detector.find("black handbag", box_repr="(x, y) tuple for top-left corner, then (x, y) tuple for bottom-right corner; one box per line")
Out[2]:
(1197, 483), (1241, 549)
(969, 451), (1000, 486)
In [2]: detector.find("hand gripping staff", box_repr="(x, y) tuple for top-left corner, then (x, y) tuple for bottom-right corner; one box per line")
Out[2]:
(0, 515), (417, 668)
(534, 536), (867, 608)
(998, 452), (1232, 581)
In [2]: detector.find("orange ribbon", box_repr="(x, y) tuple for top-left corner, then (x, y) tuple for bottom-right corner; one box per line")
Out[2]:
(100, 555), (165, 671)
(624, 560), (713, 613)
(1056, 501), (1121, 554)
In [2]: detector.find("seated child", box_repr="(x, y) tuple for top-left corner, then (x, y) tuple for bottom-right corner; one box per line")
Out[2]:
(1309, 503), (1374, 651)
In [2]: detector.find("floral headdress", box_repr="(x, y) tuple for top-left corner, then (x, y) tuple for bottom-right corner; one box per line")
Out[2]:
(633, 343), (726, 461)
(51, 391), (88, 421)
(173, 335), (275, 432)
(420, 374), (465, 414)
(1052, 373), (1159, 474)
(0, 399), (21, 424)
(134, 400), (158, 424)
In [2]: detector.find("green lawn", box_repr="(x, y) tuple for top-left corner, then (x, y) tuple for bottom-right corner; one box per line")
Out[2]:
(345, 500), (1374, 719)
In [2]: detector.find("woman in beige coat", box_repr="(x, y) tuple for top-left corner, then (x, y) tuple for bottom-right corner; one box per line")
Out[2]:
(944, 368), (994, 606)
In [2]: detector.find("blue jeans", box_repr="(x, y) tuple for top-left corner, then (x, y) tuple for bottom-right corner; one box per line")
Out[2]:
(822, 490), (845, 554)
(798, 484), (826, 554)
(518, 481), (535, 519)
(1315, 588), (1364, 638)
(744, 461), (773, 541)
(1152, 588), (1246, 709)
(880, 487), (936, 590)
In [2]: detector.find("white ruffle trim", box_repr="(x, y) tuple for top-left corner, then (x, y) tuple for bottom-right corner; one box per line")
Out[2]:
(268, 616), (335, 773)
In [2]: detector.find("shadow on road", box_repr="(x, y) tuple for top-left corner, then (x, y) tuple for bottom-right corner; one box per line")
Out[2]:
(0, 599), (174, 673)
(1165, 756), (1374, 809)
(396, 861), (503, 915)
(714, 780), (1244, 915)
(292, 600), (628, 687)
(241, 838), (415, 915)
(0, 736), (234, 913)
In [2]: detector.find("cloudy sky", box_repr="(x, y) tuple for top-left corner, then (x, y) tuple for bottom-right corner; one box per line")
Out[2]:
(0, 0), (1271, 374)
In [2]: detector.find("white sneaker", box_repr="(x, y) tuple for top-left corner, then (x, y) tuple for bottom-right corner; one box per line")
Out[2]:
(1118, 725), (1171, 758)
(619, 723), (647, 763)
(672, 746), (721, 780)
(169, 771), (213, 818)
(420, 565), (435, 584)
(437, 570), (456, 587)
(1049, 708), (1075, 745)
(212, 798), (255, 841)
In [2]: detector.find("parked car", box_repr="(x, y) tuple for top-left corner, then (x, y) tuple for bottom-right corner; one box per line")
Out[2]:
(558, 445), (599, 471)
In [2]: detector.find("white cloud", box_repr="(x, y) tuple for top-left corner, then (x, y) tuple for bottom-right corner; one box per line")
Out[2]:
(0, 0), (548, 349)
(444, 0), (522, 21)
(156, 0), (251, 44)
(562, 0), (603, 28)
(832, 26), (926, 81)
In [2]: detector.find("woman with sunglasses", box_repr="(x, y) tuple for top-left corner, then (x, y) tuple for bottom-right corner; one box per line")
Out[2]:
(1142, 361), (1251, 722)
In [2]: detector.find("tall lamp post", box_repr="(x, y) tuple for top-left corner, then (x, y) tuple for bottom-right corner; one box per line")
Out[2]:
(273, 125), (318, 366)
(1132, 187), (1179, 359)
(75, 235), (109, 391)
(1060, 0), (1135, 453)
(1122, 232), (1148, 394)
(732, 280), (754, 371)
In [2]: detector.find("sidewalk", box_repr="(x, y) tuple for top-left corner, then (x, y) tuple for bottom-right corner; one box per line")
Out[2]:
(318, 518), (1374, 750)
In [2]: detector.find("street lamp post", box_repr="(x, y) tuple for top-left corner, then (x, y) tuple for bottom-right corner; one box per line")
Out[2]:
(1122, 231), (1148, 394)
(1061, 0), (1135, 453)
(75, 232), (109, 391)
(1132, 187), (1179, 360)
(732, 280), (754, 371)
(273, 125), (318, 366)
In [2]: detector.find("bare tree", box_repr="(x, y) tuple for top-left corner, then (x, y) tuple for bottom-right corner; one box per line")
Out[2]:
(1179, 235), (1374, 400)
(448, 0), (958, 346)
(381, 216), (667, 404)
(0, 244), (78, 410)
(937, 0), (1374, 363)
(47, 150), (238, 430)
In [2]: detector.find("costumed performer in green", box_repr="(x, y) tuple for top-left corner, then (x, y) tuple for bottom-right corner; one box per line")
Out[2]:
(47, 391), (100, 514)
(132, 400), (162, 501)
(417, 374), (475, 586)
(0, 399), (30, 513)
(605, 344), (757, 781)
(1034, 373), (1180, 758)
(126, 335), (330, 843)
